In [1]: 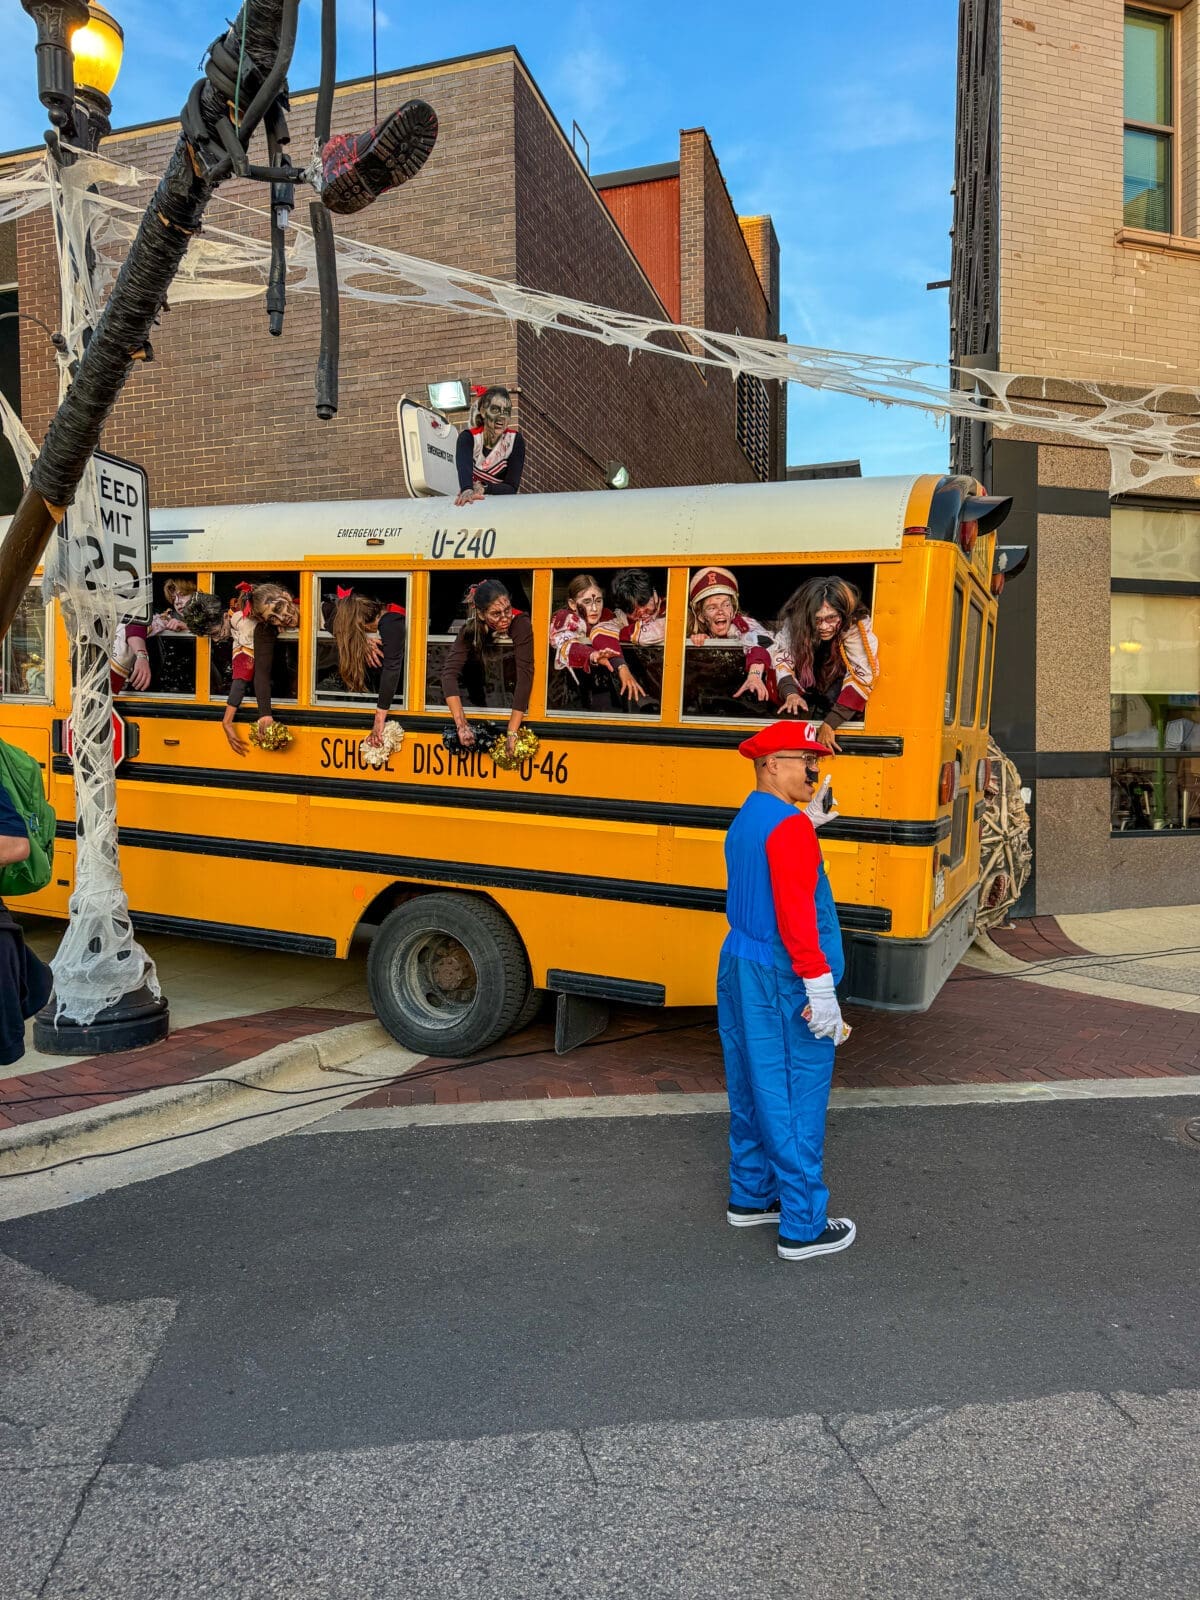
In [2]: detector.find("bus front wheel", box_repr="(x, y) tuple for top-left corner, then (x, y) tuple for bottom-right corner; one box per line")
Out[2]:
(367, 893), (532, 1057)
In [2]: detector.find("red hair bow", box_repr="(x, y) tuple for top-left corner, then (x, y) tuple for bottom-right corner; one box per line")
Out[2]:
(235, 581), (253, 594)
(336, 585), (353, 599)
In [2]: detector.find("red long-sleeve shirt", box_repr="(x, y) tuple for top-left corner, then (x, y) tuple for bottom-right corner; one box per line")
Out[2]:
(764, 811), (829, 980)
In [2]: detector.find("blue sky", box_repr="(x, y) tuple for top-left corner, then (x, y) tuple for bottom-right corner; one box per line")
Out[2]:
(3, 0), (957, 476)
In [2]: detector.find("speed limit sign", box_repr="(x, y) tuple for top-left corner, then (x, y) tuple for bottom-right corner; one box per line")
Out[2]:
(61, 449), (152, 623)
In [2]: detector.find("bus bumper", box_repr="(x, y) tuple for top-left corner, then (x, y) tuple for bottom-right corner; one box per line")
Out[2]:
(840, 891), (978, 1013)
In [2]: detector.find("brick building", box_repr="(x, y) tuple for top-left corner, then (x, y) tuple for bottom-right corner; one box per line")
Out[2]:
(0, 46), (784, 515)
(952, 0), (1200, 912)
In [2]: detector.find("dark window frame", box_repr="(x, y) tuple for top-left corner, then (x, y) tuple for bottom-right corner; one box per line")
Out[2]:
(1123, 5), (1175, 234)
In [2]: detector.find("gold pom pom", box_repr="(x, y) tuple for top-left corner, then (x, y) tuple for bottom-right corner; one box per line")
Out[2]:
(249, 719), (294, 752)
(490, 726), (540, 770)
(359, 722), (405, 767)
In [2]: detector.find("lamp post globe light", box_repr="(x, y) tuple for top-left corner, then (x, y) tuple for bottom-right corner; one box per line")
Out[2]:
(19, 1), (124, 152)
(70, 2), (125, 148)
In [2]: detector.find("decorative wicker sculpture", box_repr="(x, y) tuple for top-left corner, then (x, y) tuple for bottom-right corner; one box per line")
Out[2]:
(975, 738), (1032, 936)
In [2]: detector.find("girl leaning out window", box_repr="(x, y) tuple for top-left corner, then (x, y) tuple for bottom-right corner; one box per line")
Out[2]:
(549, 574), (646, 709)
(329, 586), (407, 749)
(441, 579), (534, 760)
(770, 576), (880, 751)
(184, 582), (299, 757)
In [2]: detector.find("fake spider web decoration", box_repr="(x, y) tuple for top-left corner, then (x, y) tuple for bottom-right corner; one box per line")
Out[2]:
(2, 150), (161, 1026)
(4, 148), (1200, 496)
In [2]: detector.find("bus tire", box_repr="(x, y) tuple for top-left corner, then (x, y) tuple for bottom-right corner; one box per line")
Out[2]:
(367, 893), (531, 1057)
(512, 985), (545, 1033)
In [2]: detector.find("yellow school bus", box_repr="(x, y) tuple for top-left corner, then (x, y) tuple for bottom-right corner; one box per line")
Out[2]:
(0, 472), (1013, 1054)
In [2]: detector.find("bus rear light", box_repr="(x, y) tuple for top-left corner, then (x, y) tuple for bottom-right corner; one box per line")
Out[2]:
(976, 758), (989, 793)
(991, 572), (1005, 597)
(959, 519), (979, 553)
(939, 761), (956, 805)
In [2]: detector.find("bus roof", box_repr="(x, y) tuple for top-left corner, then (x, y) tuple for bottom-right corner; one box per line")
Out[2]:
(135, 474), (926, 566)
(0, 473), (930, 568)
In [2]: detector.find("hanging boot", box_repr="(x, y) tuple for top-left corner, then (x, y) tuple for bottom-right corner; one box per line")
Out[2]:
(319, 100), (439, 216)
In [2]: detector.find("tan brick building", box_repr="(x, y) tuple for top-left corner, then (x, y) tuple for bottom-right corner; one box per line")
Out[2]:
(0, 46), (784, 515)
(953, 0), (1200, 911)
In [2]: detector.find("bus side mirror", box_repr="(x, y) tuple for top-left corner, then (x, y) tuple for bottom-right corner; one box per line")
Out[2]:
(991, 544), (1029, 596)
(961, 494), (1013, 537)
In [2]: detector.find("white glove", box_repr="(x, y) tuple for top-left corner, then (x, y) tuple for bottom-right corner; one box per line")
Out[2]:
(802, 972), (845, 1041)
(804, 776), (838, 831)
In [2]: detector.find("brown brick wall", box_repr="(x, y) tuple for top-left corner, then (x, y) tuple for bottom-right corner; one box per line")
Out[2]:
(16, 55), (522, 508)
(512, 77), (760, 491)
(9, 49), (781, 507)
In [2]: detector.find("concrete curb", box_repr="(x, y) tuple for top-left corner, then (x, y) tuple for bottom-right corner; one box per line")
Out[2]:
(0, 1018), (391, 1176)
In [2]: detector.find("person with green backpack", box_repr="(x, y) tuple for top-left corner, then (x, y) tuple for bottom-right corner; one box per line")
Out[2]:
(0, 738), (55, 1066)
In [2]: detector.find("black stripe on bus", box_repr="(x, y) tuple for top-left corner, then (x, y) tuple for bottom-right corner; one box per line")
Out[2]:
(115, 700), (904, 757)
(53, 758), (950, 847)
(51, 818), (893, 932)
(132, 912), (337, 958)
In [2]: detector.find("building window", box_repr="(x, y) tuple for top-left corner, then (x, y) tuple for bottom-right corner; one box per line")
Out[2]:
(735, 372), (771, 483)
(1124, 7), (1174, 233)
(1111, 505), (1200, 832)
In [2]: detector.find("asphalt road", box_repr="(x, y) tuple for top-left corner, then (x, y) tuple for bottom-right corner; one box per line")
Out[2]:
(2, 1099), (1199, 1598)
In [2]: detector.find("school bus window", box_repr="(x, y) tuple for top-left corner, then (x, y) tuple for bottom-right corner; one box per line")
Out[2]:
(315, 575), (408, 706)
(682, 563), (875, 723)
(981, 618), (996, 723)
(547, 567), (665, 719)
(959, 600), (984, 726)
(425, 569), (534, 713)
(138, 572), (198, 697)
(208, 570), (301, 702)
(0, 584), (49, 701)
(945, 585), (965, 724)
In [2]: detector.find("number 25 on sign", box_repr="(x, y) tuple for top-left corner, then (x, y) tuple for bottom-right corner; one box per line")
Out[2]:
(60, 450), (152, 622)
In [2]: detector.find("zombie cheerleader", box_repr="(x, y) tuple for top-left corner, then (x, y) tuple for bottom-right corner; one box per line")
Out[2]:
(688, 566), (775, 705)
(441, 579), (534, 759)
(327, 586), (408, 760)
(549, 574), (646, 707)
(771, 576), (880, 751)
(184, 582), (299, 756)
(454, 387), (525, 506)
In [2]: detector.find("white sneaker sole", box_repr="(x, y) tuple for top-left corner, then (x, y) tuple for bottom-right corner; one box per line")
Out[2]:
(777, 1218), (856, 1261)
(727, 1210), (781, 1228)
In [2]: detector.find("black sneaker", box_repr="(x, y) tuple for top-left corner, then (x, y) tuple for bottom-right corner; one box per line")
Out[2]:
(727, 1200), (781, 1228)
(777, 1218), (856, 1261)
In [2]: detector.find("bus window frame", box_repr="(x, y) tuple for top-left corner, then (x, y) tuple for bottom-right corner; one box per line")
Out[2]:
(958, 597), (985, 727)
(676, 559), (881, 728)
(311, 570), (412, 710)
(543, 564), (669, 724)
(0, 581), (53, 704)
(135, 569), (200, 700)
(422, 566), (538, 717)
(945, 582), (965, 726)
(980, 616), (996, 726)
(201, 567), (303, 707)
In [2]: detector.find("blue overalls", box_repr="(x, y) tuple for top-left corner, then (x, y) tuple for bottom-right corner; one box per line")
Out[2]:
(717, 790), (845, 1241)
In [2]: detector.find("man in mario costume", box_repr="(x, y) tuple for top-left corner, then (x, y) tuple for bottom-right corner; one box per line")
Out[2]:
(718, 721), (856, 1262)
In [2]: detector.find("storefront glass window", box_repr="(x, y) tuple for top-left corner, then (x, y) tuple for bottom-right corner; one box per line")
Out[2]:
(1111, 507), (1200, 831)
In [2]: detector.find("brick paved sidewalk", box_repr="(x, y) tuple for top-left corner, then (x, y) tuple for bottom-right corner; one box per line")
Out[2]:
(354, 963), (1200, 1109)
(987, 915), (1091, 964)
(0, 1008), (370, 1131)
